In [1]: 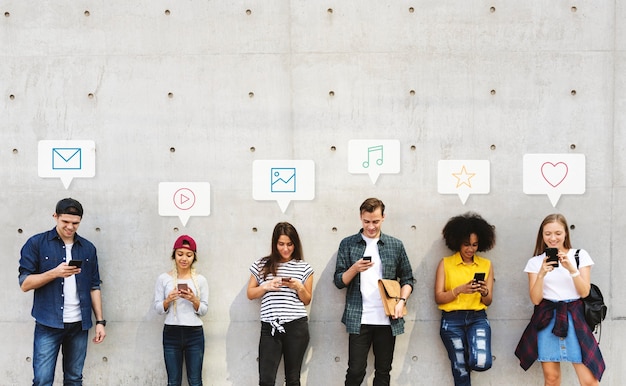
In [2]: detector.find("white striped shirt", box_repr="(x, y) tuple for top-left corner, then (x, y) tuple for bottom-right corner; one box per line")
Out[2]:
(250, 258), (313, 324)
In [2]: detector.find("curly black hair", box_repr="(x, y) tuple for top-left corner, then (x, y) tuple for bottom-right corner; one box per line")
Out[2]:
(442, 212), (496, 252)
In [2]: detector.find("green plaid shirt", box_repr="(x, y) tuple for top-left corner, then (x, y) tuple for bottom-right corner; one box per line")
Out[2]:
(334, 230), (414, 336)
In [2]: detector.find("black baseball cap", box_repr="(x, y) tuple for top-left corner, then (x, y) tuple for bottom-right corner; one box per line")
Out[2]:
(55, 198), (84, 217)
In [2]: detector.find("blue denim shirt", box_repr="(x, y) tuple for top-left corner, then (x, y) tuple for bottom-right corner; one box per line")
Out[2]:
(334, 230), (414, 336)
(19, 227), (101, 330)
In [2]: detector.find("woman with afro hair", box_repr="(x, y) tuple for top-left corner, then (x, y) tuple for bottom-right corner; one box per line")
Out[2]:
(434, 212), (496, 386)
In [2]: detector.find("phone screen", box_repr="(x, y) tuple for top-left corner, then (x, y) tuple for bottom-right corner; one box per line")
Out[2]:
(473, 272), (485, 282)
(68, 260), (82, 268)
(363, 256), (372, 261)
(177, 283), (188, 291)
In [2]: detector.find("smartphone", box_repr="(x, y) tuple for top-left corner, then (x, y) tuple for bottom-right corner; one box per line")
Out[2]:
(362, 256), (372, 261)
(473, 272), (486, 283)
(545, 248), (559, 267)
(177, 283), (188, 291)
(68, 260), (82, 268)
(281, 277), (291, 283)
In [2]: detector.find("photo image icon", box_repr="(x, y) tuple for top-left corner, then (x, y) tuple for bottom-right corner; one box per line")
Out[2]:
(271, 168), (296, 193)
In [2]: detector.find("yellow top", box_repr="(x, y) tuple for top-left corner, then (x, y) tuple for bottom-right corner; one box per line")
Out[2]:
(438, 252), (491, 312)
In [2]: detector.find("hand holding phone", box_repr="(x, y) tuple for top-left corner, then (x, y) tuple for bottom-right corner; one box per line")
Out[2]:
(177, 283), (189, 292)
(473, 272), (486, 283)
(545, 248), (559, 267)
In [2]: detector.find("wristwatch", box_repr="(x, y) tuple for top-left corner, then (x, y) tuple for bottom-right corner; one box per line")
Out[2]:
(96, 320), (107, 327)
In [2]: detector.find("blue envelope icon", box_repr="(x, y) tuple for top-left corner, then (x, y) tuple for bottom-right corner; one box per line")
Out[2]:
(271, 168), (296, 193)
(52, 148), (82, 170)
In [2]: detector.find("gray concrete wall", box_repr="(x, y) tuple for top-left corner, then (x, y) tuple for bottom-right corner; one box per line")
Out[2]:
(2, 2), (623, 385)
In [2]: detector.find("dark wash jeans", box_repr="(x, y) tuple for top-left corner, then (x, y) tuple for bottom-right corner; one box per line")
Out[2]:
(259, 317), (310, 386)
(163, 325), (205, 386)
(33, 321), (88, 386)
(345, 324), (396, 386)
(439, 310), (492, 386)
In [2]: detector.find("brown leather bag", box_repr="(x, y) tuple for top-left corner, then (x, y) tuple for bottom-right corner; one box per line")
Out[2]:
(377, 279), (407, 317)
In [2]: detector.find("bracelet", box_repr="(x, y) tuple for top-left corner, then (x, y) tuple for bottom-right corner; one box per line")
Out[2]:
(451, 288), (457, 297)
(481, 289), (489, 297)
(570, 270), (580, 278)
(398, 297), (406, 303)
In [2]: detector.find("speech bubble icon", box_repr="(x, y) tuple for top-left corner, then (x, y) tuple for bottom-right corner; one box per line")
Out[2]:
(158, 182), (211, 226)
(523, 154), (585, 207)
(348, 139), (400, 184)
(253, 160), (315, 213)
(438, 160), (490, 204)
(38, 140), (96, 189)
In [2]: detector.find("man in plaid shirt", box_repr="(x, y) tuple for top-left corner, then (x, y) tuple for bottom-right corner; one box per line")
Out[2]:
(334, 198), (414, 386)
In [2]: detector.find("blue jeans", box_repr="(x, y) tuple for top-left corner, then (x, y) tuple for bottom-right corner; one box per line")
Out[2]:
(259, 317), (310, 386)
(163, 325), (205, 386)
(345, 325), (396, 386)
(439, 310), (492, 386)
(33, 322), (88, 386)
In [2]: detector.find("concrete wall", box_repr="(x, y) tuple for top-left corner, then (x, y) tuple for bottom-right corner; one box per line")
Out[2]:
(2, 1), (623, 385)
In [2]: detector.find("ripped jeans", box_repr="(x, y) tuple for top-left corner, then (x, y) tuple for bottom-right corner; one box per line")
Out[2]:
(439, 310), (492, 386)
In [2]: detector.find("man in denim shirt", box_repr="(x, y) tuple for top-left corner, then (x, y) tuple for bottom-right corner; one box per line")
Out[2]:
(19, 198), (106, 386)
(334, 198), (414, 386)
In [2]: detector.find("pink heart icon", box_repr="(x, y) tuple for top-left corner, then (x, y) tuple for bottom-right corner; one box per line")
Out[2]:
(541, 162), (568, 187)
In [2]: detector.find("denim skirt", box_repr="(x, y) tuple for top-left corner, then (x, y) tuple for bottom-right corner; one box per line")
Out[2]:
(537, 308), (582, 363)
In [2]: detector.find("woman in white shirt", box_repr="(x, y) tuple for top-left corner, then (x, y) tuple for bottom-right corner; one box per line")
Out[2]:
(154, 235), (209, 386)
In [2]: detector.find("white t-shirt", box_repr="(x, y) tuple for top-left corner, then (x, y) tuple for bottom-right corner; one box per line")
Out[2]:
(524, 248), (594, 301)
(63, 243), (81, 323)
(360, 235), (390, 326)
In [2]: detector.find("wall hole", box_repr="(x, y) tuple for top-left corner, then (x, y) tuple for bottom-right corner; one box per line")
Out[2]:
(327, 8), (333, 14)
(409, 7), (414, 13)
(167, 92), (174, 98)
(329, 90), (335, 97)
(412, 356), (418, 361)
(332, 227), (337, 232)
(409, 90), (415, 96)
(490, 89), (496, 95)
(246, 9), (252, 15)
(334, 356), (340, 362)
(173, 227), (179, 232)
(26, 357), (31, 362)
(410, 225), (416, 230)
(9, 94), (15, 100)
(87, 93), (94, 99)
(252, 227), (258, 232)
(102, 357), (108, 362)
(490, 6), (496, 13)
(18, 228), (23, 233)
(169, 147), (176, 153)
(570, 224), (575, 230)
(165, 9), (171, 16)
(4, 12), (10, 17)
(330, 146), (336, 151)
(250, 146), (256, 152)
(84, 10), (90, 17)
(570, 144), (576, 150)
(95, 227), (101, 232)
(490, 144), (496, 150)
(571, 90), (577, 96)
(249, 92), (255, 98)
(12, 148), (18, 154)
(410, 145), (416, 150)
(492, 355), (496, 361)
(571, 6), (577, 12)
